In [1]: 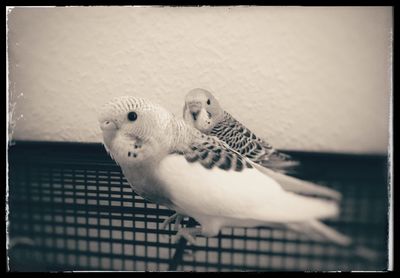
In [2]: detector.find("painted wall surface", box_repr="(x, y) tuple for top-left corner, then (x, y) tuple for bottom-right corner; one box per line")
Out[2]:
(7, 6), (392, 154)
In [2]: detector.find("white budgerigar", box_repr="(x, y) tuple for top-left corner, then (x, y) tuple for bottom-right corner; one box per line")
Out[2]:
(97, 96), (376, 260)
(183, 88), (341, 201)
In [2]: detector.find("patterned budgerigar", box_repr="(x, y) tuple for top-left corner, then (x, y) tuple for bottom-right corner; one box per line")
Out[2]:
(183, 88), (341, 200)
(97, 96), (377, 261)
(183, 88), (299, 174)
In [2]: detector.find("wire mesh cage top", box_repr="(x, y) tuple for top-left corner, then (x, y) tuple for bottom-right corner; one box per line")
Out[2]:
(7, 142), (389, 272)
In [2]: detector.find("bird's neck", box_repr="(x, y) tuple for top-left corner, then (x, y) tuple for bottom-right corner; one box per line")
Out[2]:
(169, 118), (202, 152)
(222, 111), (235, 122)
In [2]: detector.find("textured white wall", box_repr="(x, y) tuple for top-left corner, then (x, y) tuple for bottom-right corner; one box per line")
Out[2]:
(7, 6), (392, 154)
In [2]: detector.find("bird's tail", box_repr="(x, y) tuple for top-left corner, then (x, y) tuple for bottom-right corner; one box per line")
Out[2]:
(254, 164), (342, 202)
(286, 220), (380, 262)
(287, 219), (351, 246)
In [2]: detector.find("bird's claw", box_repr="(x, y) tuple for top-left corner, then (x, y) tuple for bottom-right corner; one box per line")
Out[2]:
(160, 213), (185, 231)
(174, 227), (201, 245)
(183, 249), (195, 259)
(173, 214), (184, 231)
(160, 213), (186, 241)
(160, 213), (178, 231)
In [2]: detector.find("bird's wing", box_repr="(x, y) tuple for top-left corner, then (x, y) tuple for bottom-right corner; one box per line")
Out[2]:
(208, 119), (340, 200)
(209, 113), (299, 173)
(180, 133), (255, 172)
(258, 149), (300, 174)
(155, 137), (339, 224)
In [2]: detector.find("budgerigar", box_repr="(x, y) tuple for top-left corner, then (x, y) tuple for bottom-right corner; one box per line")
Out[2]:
(183, 88), (298, 174)
(97, 96), (376, 261)
(183, 88), (341, 201)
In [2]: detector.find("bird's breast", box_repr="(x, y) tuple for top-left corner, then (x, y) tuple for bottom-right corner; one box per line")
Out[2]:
(120, 163), (175, 208)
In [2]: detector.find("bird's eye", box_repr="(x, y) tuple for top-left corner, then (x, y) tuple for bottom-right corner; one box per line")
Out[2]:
(127, 111), (137, 122)
(207, 99), (211, 105)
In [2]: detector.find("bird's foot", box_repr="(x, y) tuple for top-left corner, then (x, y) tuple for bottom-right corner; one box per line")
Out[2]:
(174, 227), (202, 245)
(160, 213), (185, 231)
(173, 214), (184, 231)
(183, 249), (195, 259)
(160, 213), (186, 241)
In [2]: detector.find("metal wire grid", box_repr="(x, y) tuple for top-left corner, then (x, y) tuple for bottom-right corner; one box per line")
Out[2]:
(7, 142), (388, 271)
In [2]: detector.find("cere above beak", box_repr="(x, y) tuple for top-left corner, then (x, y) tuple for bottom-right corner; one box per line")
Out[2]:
(100, 120), (118, 131)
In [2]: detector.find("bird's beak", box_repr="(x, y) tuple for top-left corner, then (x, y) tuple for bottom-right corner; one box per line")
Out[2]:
(191, 111), (200, 121)
(188, 102), (202, 121)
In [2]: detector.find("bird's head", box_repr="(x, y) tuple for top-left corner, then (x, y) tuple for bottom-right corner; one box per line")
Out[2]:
(97, 96), (174, 166)
(183, 88), (224, 133)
